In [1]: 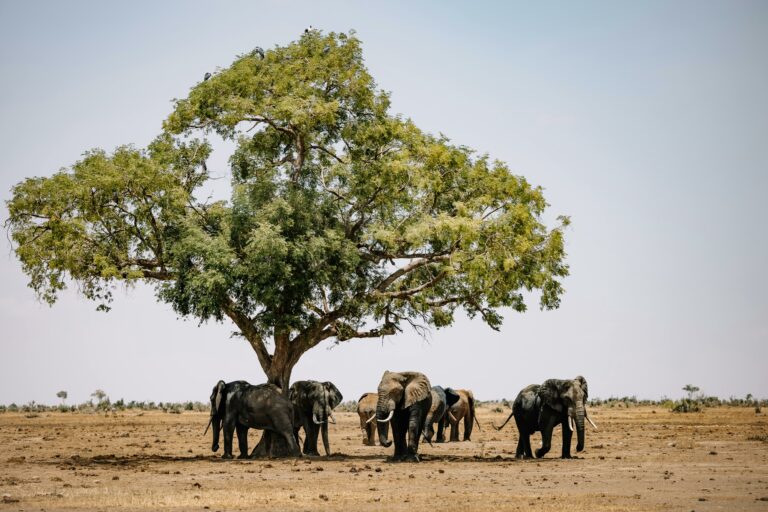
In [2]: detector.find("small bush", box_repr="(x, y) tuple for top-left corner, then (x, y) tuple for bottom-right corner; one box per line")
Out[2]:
(672, 399), (702, 413)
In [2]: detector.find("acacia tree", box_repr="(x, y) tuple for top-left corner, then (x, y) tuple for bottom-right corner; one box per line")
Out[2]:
(7, 31), (569, 393)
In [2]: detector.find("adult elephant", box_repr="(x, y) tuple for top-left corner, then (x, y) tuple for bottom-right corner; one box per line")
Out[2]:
(289, 380), (343, 456)
(357, 392), (379, 446)
(443, 388), (481, 442)
(375, 371), (432, 462)
(495, 375), (597, 458)
(423, 386), (461, 443)
(205, 380), (301, 459)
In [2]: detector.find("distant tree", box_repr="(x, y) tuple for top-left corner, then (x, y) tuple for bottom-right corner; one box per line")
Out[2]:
(56, 390), (68, 404)
(91, 389), (107, 403)
(6, 31), (569, 394)
(683, 384), (700, 400)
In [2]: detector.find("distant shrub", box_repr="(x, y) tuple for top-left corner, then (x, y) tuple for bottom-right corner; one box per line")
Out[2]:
(672, 399), (702, 413)
(335, 400), (358, 413)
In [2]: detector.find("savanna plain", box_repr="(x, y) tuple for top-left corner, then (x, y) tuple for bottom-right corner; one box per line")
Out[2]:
(1, 405), (767, 511)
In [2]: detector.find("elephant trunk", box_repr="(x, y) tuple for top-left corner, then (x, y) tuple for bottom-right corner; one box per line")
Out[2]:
(376, 396), (394, 448)
(575, 403), (586, 452)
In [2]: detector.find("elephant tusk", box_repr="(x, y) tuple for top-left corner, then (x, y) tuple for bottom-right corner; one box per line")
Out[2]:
(313, 413), (326, 425)
(365, 413), (376, 424)
(203, 417), (212, 436)
(587, 415), (598, 430)
(377, 410), (395, 423)
(448, 411), (457, 423)
(328, 413), (336, 424)
(567, 416), (575, 432)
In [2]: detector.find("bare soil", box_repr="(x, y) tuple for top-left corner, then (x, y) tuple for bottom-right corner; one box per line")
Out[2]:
(1, 406), (767, 511)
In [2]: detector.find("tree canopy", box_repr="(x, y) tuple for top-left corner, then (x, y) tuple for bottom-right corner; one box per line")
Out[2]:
(7, 30), (569, 389)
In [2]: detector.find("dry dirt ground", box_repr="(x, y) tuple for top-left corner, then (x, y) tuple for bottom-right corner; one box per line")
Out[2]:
(1, 406), (767, 511)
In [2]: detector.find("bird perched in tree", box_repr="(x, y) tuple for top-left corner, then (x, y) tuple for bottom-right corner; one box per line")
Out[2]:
(253, 47), (264, 59)
(304, 25), (313, 33)
(203, 72), (211, 81)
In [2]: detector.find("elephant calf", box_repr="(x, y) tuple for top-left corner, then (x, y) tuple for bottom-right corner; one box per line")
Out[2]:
(357, 392), (378, 445)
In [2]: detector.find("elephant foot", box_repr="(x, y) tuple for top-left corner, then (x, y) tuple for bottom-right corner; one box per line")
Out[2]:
(387, 454), (406, 463)
(303, 451), (321, 457)
(222, 453), (233, 460)
(534, 449), (547, 458)
(561, 454), (573, 459)
(237, 454), (249, 460)
(403, 453), (421, 463)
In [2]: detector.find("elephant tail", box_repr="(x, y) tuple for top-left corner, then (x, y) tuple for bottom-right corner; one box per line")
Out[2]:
(493, 409), (515, 431)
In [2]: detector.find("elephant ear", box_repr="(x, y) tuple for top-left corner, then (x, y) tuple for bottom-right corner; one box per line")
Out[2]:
(574, 376), (589, 401)
(213, 380), (226, 413)
(404, 373), (432, 408)
(323, 382), (343, 409)
(445, 388), (461, 408)
(288, 382), (301, 403)
(538, 379), (564, 412)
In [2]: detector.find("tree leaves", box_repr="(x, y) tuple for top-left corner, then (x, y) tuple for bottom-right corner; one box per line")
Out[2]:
(7, 30), (569, 376)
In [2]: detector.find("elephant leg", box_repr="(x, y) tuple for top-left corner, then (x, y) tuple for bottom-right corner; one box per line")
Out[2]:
(513, 416), (531, 458)
(391, 411), (406, 460)
(449, 416), (460, 442)
(305, 423), (320, 456)
(302, 417), (320, 456)
(222, 419), (236, 459)
(436, 418), (446, 443)
(561, 418), (573, 459)
(280, 428), (302, 457)
(359, 415), (368, 445)
(404, 405), (423, 462)
(236, 424), (249, 459)
(463, 412), (473, 441)
(321, 422), (330, 456)
(535, 413), (558, 458)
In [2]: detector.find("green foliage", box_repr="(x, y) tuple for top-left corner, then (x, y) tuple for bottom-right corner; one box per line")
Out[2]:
(6, 30), (570, 381)
(672, 398), (702, 413)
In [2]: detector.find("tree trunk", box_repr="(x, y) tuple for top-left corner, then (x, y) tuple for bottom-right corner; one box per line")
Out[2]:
(251, 343), (298, 458)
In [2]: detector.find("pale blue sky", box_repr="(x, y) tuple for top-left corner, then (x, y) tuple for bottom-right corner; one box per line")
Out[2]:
(1, 1), (766, 404)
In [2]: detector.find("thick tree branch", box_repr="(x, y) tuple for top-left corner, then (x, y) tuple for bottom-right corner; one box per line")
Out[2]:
(374, 270), (448, 299)
(376, 254), (450, 292)
(221, 298), (272, 373)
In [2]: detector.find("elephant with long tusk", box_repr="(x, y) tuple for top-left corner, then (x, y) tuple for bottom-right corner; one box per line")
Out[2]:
(375, 371), (432, 462)
(289, 380), (343, 456)
(495, 375), (595, 459)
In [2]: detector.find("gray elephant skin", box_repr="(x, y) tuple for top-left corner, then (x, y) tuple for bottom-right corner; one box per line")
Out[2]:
(423, 386), (460, 443)
(496, 375), (596, 459)
(375, 370), (433, 462)
(289, 380), (343, 456)
(206, 380), (301, 459)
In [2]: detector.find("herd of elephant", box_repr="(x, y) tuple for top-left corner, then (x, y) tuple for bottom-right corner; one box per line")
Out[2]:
(205, 371), (597, 463)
